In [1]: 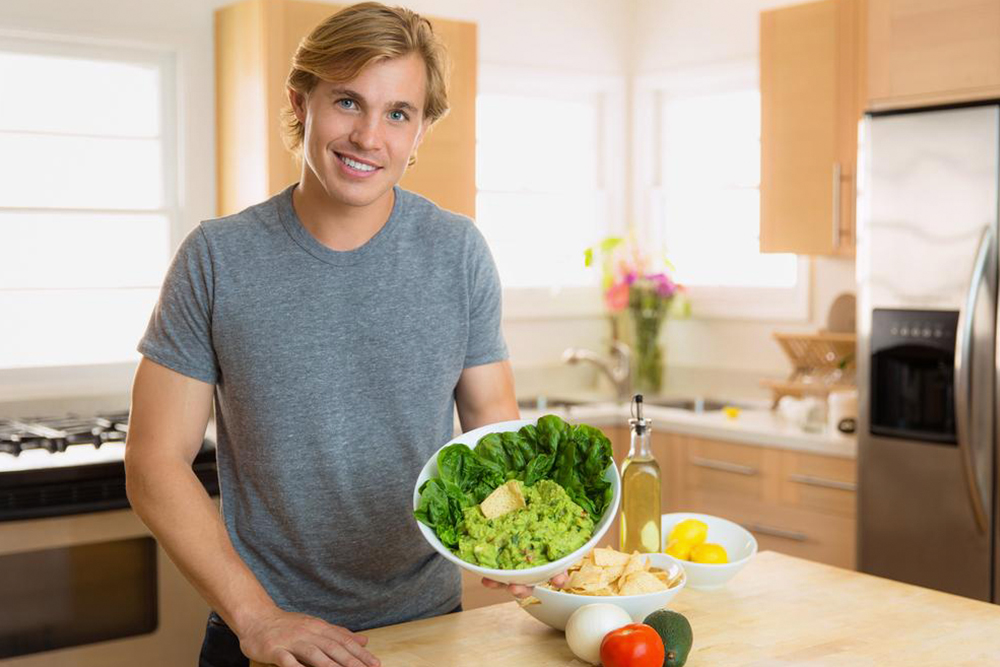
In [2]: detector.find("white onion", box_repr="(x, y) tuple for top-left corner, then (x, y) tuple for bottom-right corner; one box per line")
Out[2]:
(564, 603), (632, 665)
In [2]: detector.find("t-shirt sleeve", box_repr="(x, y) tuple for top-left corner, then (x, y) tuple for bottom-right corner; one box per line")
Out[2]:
(463, 224), (509, 369)
(137, 226), (219, 384)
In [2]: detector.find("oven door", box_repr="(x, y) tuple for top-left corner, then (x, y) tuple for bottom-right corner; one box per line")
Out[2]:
(0, 508), (209, 666)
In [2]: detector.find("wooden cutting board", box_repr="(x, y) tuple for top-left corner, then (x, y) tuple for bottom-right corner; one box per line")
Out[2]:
(252, 550), (1000, 666)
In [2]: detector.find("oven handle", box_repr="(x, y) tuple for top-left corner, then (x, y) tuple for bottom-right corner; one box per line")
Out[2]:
(955, 225), (992, 535)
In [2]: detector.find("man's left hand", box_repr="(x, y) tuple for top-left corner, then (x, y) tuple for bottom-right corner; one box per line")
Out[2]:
(480, 572), (569, 599)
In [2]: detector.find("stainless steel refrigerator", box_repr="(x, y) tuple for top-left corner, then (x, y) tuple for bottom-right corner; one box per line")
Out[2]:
(857, 102), (999, 602)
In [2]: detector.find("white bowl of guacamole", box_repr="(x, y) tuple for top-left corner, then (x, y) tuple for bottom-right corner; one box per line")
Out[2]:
(412, 418), (621, 586)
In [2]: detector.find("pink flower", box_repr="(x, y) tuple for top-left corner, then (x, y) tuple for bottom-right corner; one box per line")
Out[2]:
(604, 281), (630, 312)
(648, 272), (676, 298)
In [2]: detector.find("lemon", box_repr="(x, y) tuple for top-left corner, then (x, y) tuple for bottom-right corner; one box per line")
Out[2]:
(668, 519), (708, 546)
(690, 542), (728, 564)
(665, 539), (694, 560)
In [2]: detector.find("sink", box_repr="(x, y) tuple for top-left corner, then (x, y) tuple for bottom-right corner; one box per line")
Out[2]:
(517, 395), (761, 415)
(643, 397), (747, 413)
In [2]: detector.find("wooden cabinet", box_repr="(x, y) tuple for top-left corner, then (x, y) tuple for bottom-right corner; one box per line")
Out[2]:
(214, 0), (477, 218)
(661, 433), (857, 570)
(595, 426), (629, 552)
(460, 567), (511, 611)
(759, 0), (864, 256)
(868, 0), (1000, 110)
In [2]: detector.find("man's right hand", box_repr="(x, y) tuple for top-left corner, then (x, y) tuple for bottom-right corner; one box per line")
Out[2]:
(238, 607), (381, 667)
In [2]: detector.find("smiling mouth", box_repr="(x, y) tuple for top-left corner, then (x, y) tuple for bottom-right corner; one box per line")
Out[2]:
(336, 153), (380, 172)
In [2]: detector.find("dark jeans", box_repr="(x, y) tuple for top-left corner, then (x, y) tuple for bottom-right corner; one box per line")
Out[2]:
(198, 605), (463, 667)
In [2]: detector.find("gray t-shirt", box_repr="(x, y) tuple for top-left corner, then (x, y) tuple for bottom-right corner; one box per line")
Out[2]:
(138, 184), (508, 631)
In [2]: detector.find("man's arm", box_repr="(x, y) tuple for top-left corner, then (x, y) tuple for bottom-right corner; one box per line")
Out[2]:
(125, 357), (378, 667)
(453, 360), (520, 431)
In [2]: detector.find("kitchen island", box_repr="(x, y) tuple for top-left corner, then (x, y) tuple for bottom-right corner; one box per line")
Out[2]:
(255, 551), (1000, 666)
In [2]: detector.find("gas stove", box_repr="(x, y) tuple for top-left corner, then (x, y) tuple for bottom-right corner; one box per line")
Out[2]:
(0, 411), (217, 521)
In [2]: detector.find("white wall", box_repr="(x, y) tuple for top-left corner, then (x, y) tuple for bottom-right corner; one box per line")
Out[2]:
(633, 0), (808, 72)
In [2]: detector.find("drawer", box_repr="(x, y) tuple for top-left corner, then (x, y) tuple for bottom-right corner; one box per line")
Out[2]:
(653, 431), (685, 513)
(695, 498), (856, 570)
(681, 436), (781, 506)
(605, 426), (630, 465)
(780, 450), (857, 518)
(746, 506), (856, 570)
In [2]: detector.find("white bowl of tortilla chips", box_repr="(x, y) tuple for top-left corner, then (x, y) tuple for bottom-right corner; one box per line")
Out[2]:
(412, 418), (621, 586)
(519, 548), (686, 631)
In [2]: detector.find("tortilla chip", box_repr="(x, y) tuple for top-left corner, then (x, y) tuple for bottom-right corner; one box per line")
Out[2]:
(653, 571), (673, 584)
(566, 562), (607, 591)
(593, 547), (631, 567)
(622, 552), (648, 577)
(618, 571), (668, 596)
(480, 480), (526, 520)
(517, 596), (541, 607)
(603, 564), (626, 584)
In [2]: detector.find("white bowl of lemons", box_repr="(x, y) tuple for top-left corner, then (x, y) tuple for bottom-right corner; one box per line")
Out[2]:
(660, 512), (757, 590)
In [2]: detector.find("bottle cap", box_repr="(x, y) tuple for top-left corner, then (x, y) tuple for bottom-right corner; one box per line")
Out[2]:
(629, 394), (651, 434)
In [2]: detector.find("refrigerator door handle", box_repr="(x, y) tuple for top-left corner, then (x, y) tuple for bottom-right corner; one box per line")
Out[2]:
(954, 225), (992, 535)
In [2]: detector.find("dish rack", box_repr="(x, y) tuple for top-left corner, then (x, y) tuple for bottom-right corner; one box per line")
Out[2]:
(761, 332), (857, 407)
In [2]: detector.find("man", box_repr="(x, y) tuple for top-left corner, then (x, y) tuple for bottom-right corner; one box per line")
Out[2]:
(125, 5), (557, 667)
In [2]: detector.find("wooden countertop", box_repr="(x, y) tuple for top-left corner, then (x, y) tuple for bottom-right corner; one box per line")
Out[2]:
(253, 551), (1000, 666)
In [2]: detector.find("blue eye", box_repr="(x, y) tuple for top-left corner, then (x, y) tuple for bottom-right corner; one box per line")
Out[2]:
(337, 99), (356, 110)
(389, 110), (409, 122)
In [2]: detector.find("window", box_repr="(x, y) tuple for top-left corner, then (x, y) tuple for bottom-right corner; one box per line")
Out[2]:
(476, 66), (625, 318)
(637, 63), (808, 320)
(0, 38), (175, 369)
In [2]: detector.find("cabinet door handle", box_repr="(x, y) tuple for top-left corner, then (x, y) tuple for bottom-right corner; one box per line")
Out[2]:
(690, 457), (759, 476)
(745, 523), (808, 542)
(788, 473), (857, 492)
(832, 162), (842, 249)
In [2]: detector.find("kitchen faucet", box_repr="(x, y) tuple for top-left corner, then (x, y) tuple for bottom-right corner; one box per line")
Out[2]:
(562, 341), (632, 404)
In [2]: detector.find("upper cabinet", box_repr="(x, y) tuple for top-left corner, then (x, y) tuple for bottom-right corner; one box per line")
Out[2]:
(214, 0), (477, 218)
(867, 0), (1000, 110)
(759, 0), (864, 257)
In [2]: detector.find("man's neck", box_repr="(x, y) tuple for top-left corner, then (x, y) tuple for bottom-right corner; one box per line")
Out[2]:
(291, 173), (395, 252)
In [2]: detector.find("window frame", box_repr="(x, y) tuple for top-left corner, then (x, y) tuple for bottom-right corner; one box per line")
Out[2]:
(0, 32), (179, 400)
(477, 64), (626, 321)
(634, 60), (810, 322)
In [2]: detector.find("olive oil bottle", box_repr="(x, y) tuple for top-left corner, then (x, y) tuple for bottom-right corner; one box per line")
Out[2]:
(620, 394), (662, 553)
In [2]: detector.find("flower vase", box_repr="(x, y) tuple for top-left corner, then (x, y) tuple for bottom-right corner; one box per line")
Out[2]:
(629, 307), (665, 395)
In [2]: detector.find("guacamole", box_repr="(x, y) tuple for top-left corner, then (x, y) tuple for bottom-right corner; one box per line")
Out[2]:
(456, 479), (595, 569)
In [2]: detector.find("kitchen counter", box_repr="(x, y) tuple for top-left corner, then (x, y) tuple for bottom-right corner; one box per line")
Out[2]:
(253, 551), (1000, 666)
(516, 401), (857, 458)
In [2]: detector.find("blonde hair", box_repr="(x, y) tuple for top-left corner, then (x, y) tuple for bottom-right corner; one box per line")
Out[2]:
(281, 2), (451, 157)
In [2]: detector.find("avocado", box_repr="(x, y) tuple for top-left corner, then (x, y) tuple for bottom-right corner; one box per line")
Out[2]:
(643, 609), (693, 667)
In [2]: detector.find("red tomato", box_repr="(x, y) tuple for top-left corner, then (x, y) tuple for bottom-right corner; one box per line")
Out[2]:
(599, 623), (665, 667)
